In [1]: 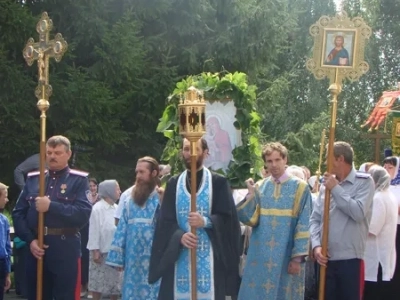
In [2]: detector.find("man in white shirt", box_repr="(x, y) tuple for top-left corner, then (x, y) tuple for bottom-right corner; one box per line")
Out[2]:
(114, 185), (133, 225)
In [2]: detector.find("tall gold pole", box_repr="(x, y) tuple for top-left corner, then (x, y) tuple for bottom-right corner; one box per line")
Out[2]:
(318, 68), (341, 300)
(190, 141), (198, 300)
(23, 12), (67, 300)
(315, 129), (326, 192)
(178, 86), (206, 300)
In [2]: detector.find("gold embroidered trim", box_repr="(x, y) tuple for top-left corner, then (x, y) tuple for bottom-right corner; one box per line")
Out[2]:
(292, 181), (307, 217)
(294, 231), (310, 240)
(260, 208), (293, 217)
(243, 204), (260, 226)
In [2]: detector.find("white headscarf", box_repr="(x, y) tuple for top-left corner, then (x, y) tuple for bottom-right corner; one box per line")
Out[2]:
(98, 180), (119, 202)
(286, 165), (306, 181)
(368, 165), (391, 192)
(308, 175), (317, 188)
(359, 163), (368, 173)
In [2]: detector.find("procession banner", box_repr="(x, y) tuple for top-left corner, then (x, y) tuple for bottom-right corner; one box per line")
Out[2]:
(391, 111), (400, 156)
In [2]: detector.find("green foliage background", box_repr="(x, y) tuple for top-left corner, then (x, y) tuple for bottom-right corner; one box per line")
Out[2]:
(157, 72), (263, 188)
(0, 0), (399, 206)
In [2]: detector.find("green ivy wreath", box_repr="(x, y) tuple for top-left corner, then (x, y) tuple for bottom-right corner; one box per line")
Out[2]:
(156, 72), (263, 188)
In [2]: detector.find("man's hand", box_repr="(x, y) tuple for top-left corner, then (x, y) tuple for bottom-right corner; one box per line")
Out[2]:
(4, 273), (11, 291)
(288, 260), (301, 275)
(181, 232), (198, 249)
(245, 178), (255, 198)
(188, 212), (204, 228)
(323, 173), (338, 191)
(156, 186), (165, 203)
(313, 246), (329, 267)
(30, 239), (48, 259)
(35, 196), (51, 213)
(93, 250), (102, 264)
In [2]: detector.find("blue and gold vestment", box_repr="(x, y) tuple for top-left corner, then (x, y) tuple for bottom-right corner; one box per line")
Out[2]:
(237, 176), (312, 300)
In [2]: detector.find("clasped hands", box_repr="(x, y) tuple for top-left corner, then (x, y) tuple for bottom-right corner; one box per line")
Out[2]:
(180, 212), (205, 249)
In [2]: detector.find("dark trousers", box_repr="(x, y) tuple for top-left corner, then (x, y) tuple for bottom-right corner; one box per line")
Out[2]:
(14, 245), (28, 297)
(80, 223), (89, 286)
(0, 259), (8, 300)
(325, 258), (364, 300)
(26, 236), (80, 300)
(390, 225), (400, 294)
(363, 264), (393, 300)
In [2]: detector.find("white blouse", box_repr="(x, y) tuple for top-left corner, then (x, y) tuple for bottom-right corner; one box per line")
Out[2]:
(87, 199), (118, 253)
(364, 190), (398, 281)
(389, 185), (400, 224)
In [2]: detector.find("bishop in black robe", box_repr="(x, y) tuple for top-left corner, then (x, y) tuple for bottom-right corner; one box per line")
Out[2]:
(149, 168), (241, 300)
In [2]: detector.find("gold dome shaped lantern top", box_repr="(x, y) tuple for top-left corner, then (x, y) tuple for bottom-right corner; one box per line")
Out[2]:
(178, 86), (206, 141)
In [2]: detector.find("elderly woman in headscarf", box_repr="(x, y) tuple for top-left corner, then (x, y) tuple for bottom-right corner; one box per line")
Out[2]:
(363, 166), (398, 300)
(383, 155), (400, 295)
(87, 180), (121, 300)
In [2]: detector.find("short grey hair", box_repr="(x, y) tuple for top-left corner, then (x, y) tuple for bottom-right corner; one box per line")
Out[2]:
(46, 135), (71, 152)
(333, 141), (353, 165)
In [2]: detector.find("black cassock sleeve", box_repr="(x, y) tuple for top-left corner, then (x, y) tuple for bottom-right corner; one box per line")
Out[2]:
(207, 173), (241, 297)
(148, 175), (184, 284)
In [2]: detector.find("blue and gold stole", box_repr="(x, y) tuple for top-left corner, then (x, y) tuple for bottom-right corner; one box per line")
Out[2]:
(174, 167), (214, 300)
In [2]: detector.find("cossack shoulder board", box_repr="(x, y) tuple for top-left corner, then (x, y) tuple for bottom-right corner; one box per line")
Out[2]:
(70, 169), (89, 177)
(27, 170), (48, 177)
(356, 172), (371, 179)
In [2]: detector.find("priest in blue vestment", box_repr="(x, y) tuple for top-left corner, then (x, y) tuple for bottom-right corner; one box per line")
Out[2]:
(236, 142), (312, 300)
(106, 156), (162, 300)
(149, 138), (241, 300)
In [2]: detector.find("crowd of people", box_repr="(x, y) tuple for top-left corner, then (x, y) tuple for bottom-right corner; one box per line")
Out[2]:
(0, 135), (398, 300)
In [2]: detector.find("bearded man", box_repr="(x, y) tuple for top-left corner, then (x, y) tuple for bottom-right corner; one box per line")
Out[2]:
(149, 138), (241, 300)
(106, 156), (162, 300)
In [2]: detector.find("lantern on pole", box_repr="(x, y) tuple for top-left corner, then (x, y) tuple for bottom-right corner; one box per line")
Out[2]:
(178, 86), (206, 300)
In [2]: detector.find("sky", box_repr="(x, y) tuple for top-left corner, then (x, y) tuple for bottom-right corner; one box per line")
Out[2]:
(334, 0), (343, 10)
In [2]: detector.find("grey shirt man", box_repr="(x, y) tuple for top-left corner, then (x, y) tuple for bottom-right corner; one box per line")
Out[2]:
(309, 168), (375, 260)
(14, 153), (40, 190)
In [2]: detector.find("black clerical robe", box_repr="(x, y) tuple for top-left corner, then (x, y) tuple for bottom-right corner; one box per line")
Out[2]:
(149, 168), (241, 300)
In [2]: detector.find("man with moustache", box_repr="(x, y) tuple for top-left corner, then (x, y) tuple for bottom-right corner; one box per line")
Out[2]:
(12, 135), (92, 300)
(149, 138), (241, 300)
(106, 156), (162, 300)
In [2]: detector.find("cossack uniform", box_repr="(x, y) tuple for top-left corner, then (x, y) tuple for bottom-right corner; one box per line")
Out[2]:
(12, 166), (92, 300)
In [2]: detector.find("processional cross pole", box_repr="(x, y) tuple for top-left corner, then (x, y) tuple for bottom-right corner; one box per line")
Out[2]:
(360, 132), (391, 164)
(306, 11), (371, 300)
(315, 129), (326, 192)
(22, 12), (67, 300)
(178, 86), (206, 300)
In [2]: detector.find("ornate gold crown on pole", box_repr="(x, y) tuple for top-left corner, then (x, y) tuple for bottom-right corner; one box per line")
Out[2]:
(178, 86), (206, 300)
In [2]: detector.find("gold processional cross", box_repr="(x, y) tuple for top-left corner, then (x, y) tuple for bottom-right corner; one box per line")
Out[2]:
(23, 12), (67, 104)
(21, 12), (67, 300)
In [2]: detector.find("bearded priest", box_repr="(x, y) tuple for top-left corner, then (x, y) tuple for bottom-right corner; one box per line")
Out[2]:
(149, 138), (241, 300)
(106, 156), (162, 300)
